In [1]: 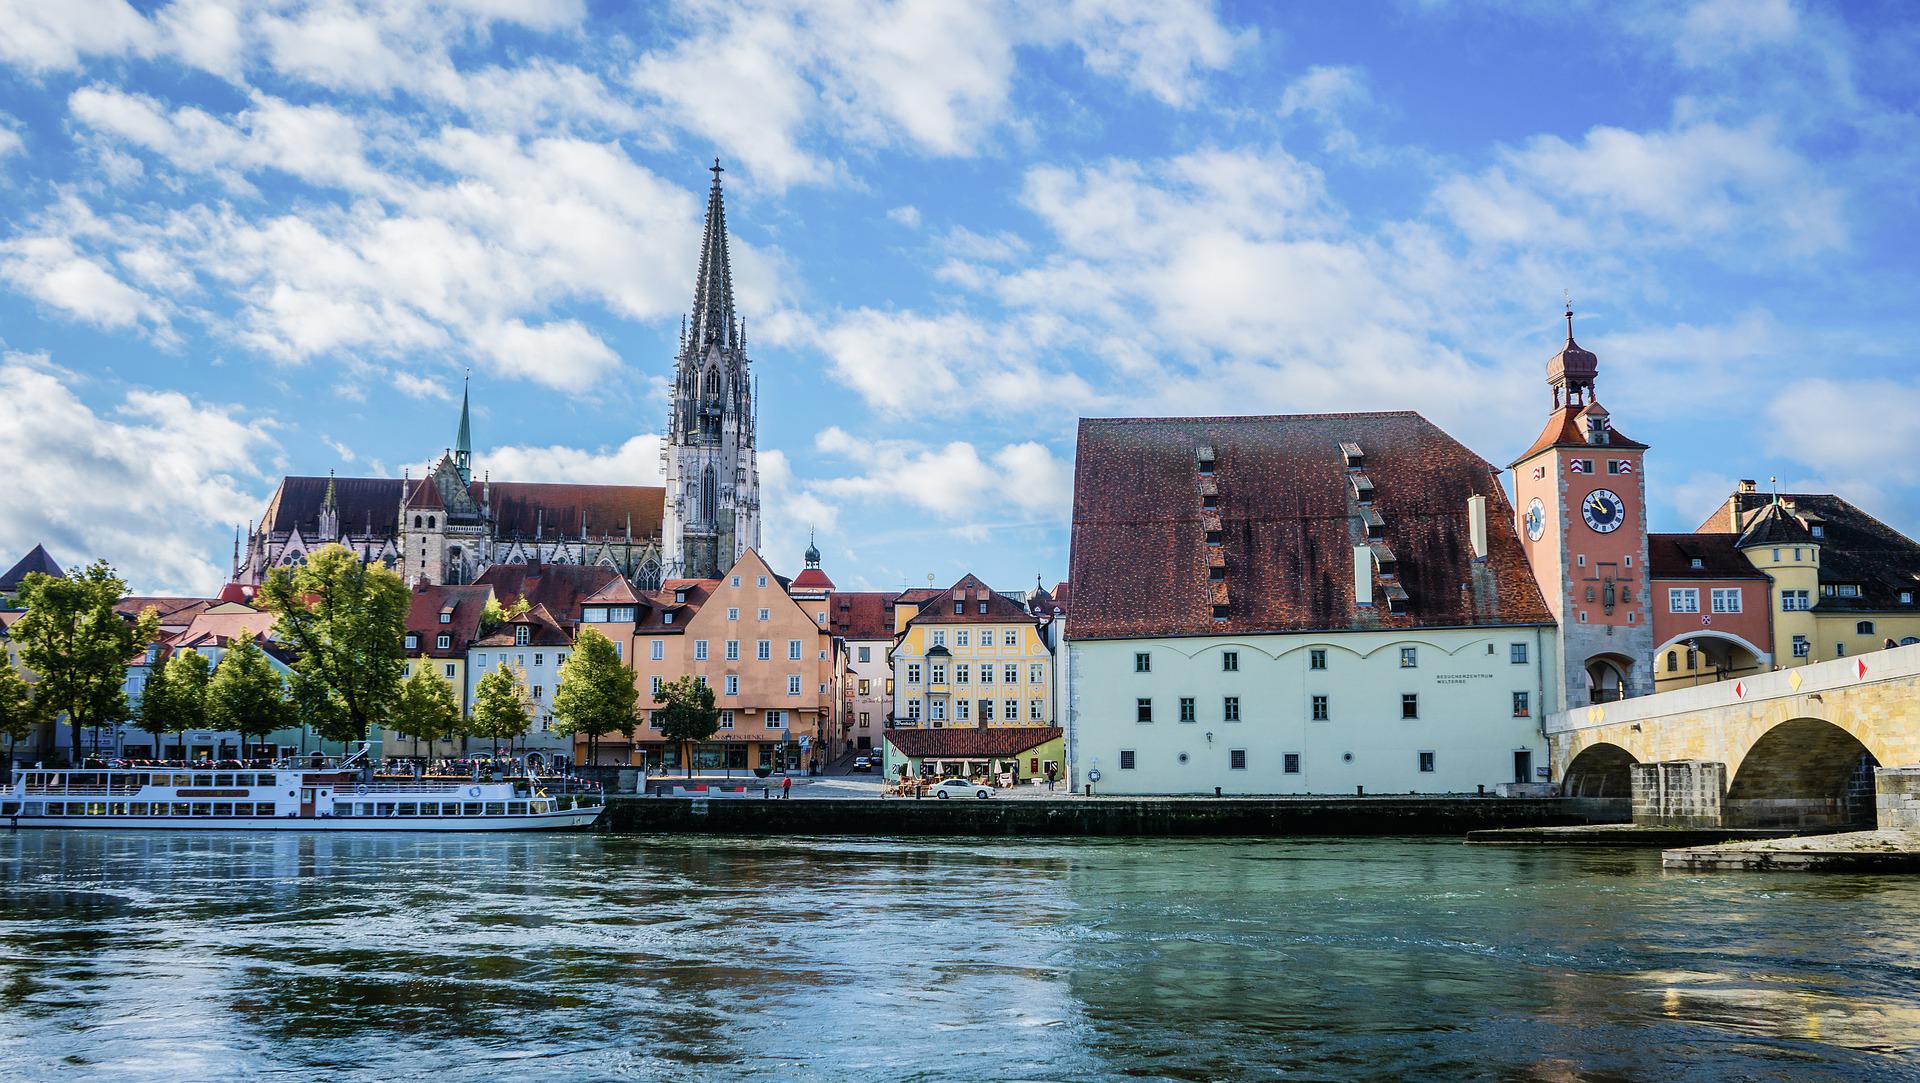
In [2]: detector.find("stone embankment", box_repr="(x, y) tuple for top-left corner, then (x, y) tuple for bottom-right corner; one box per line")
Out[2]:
(598, 794), (1625, 837)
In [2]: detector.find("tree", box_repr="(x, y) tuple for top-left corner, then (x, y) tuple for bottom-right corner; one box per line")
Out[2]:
(12, 561), (159, 764)
(389, 664), (461, 751)
(470, 664), (532, 759)
(140, 649), (210, 760)
(551, 627), (638, 765)
(0, 652), (44, 770)
(478, 595), (529, 637)
(260, 544), (409, 745)
(205, 633), (294, 761)
(655, 674), (719, 777)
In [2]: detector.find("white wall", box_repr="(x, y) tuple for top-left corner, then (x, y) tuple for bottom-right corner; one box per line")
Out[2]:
(467, 644), (568, 757)
(1068, 625), (1555, 795)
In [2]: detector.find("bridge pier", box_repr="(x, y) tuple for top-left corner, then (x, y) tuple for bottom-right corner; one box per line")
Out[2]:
(1631, 760), (1727, 828)
(1876, 767), (1920, 830)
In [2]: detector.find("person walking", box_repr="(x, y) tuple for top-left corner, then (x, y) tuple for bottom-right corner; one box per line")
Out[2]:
(781, 774), (792, 800)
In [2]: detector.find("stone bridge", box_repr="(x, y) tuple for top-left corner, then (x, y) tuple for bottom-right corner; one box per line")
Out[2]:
(1546, 644), (1920, 828)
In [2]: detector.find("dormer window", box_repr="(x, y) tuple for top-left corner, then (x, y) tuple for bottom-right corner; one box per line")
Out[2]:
(675, 590), (688, 603)
(1689, 557), (1703, 570)
(663, 612), (674, 625)
(1209, 565), (1226, 581)
(954, 601), (965, 615)
(404, 634), (418, 651)
(439, 611), (451, 624)
(436, 633), (451, 650)
(514, 625), (530, 646)
(1586, 417), (1610, 445)
(1811, 525), (1825, 538)
(1196, 445), (1216, 475)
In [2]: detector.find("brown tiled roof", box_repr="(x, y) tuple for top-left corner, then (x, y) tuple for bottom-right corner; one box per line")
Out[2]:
(473, 602), (572, 648)
(1051, 581), (1069, 612)
(792, 568), (835, 590)
(1704, 492), (1920, 612)
(404, 583), (492, 657)
(174, 607), (277, 649)
(1510, 403), (1647, 466)
(907, 574), (1036, 625)
(829, 591), (900, 640)
(884, 726), (1062, 758)
(632, 579), (719, 632)
(584, 577), (642, 605)
(1647, 534), (1767, 580)
(1069, 413), (1553, 640)
(117, 596), (218, 626)
(404, 477), (444, 510)
(480, 482), (663, 540)
(475, 562), (621, 627)
(259, 476), (405, 538)
(0, 544), (63, 590)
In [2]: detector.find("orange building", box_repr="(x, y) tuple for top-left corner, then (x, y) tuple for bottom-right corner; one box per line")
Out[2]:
(579, 549), (838, 771)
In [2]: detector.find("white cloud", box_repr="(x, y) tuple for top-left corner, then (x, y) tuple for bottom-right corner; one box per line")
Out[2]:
(0, 354), (273, 594)
(1768, 378), (1920, 488)
(1277, 65), (1368, 122)
(811, 307), (1097, 416)
(478, 434), (662, 486)
(0, 234), (164, 331)
(0, 0), (155, 73)
(1675, 0), (1799, 66)
(808, 426), (1071, 523)
(473, 319), (621, 391)
(887, 204), (922, 228)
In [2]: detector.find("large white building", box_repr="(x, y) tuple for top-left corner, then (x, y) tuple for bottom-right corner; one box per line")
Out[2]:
(1065, 413), (1558, 795)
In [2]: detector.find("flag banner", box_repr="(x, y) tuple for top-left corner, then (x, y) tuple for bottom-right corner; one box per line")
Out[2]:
(1569, 459), (1592, 474)
(1609, 460), (1635, 474)
(1531, 466), (1546, 479)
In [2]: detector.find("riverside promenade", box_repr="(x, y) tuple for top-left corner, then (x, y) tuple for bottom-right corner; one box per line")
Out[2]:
(597, 792), (1625, 836)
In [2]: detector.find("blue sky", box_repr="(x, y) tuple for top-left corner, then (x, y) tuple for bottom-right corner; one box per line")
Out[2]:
(2, 0), (1918, 596)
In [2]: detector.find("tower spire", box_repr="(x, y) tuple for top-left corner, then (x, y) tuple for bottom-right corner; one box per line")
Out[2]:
(686, 159), (736, 354)
(455, 369), (473, 485)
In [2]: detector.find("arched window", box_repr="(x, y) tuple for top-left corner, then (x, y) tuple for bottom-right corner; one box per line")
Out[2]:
(1686, 650), (1697, 671)
(1665, 650), (1678, 672)
(428, 515), (436, 529)
(413, 515), (422, 528)
(637, 560), (661, 592)
(1902, 637), (1920, 646)
(1857, 620), (1875, 636)
(703, 367), (722, 400)
(702, 464), (719, 524)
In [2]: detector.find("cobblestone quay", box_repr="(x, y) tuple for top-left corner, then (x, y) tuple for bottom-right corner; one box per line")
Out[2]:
(599, 795), (1625, 836)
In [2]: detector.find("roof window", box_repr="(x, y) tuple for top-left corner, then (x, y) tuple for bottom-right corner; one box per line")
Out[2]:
(1340, 442), (1364, 469)
(1196, 445), (1216, 475)
(1689, 557), (1703, 570)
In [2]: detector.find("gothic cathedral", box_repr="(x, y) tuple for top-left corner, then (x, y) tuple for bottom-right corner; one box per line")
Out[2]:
(661, 161), (762, 580)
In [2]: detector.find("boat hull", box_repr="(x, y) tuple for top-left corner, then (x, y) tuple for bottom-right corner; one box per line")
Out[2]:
(2, 809), (602, 832)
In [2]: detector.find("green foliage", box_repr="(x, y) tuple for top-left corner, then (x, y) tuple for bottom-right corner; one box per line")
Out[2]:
(655, 674), (718, 776)
(205, 633), (294, 756)
(479, 595), (530, 636)
(470, 664), (532, 757)
(13, 561), (160, 763)
(389, 664), (462, 745)
(551, 627), (637, 765)
(0, 651), (43, 749)
(260, 544), (409, 744)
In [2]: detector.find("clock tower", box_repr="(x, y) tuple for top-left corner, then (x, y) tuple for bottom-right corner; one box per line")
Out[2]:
(1511, 304), (1653, 710)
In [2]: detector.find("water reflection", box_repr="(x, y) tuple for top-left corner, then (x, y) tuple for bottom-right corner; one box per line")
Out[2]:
(3, 831), (1917, 1080)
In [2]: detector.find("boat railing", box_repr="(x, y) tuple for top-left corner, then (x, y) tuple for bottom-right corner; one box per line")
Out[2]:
(21, 784), (147, 796)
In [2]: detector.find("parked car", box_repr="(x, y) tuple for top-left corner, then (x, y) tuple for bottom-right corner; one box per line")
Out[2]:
(930, 778), (992, 800)
(851, 756), (874, 773)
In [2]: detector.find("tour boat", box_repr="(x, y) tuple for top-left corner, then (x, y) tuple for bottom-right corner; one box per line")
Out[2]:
(0, 747), (602, 832)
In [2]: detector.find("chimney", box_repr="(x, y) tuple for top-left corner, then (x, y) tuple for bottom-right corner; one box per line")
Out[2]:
(1353, 545), (1374, 607)
(1468, 494), (1489, 561)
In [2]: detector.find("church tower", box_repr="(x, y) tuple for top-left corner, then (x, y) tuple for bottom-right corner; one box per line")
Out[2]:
(662, 160), (761, 580)
(1511, 303), (1654, 710)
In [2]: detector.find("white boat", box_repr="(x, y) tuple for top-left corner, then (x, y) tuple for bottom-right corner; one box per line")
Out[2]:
(0, 747), (602, 832)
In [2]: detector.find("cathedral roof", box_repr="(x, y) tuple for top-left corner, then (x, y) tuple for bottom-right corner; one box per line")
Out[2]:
(1069, 412), (1552, 640)
(0, 543), (64, 591)
(480, 481), (664, 540)
(259, 476), (405, 538)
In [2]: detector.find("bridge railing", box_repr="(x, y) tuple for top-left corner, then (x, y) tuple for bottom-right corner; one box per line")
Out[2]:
(1546, 641), (1920, 735)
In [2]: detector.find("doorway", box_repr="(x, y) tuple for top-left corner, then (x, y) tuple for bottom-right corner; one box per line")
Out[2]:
(1513, 749), (1533, 784)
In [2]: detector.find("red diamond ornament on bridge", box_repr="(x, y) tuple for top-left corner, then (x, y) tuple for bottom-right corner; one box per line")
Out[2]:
(1733, 680), (1746, 698)
(1858, 658), (1869, 679)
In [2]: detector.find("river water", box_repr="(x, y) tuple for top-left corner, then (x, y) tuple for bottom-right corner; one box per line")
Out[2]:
(3, 832), (1918, 1081)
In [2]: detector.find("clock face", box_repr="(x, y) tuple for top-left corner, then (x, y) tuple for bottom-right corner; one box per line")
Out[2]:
(1582, 488), (1625, 534)
(1524, 498), (1545, 541)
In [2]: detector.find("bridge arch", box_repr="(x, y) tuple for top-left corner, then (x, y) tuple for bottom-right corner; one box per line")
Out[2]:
(1726, 718), (1884, 828)
(1562, 742), (1637, 798)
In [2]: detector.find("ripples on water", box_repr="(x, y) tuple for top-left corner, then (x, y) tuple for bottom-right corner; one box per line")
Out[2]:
(3, 831), (1919, 1081)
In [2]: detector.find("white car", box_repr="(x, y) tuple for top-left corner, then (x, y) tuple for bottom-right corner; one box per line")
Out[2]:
(930, 778), (992, 800)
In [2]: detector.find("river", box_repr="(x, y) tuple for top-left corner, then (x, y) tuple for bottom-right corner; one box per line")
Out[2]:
(2, 831), (1917, 1081)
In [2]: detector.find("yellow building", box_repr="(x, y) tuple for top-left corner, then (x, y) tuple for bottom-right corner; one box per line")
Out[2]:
(891, 573), (1054, 729)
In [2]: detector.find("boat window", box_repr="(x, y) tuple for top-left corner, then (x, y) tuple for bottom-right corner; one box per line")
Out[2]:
(191, 802), (212, 816)
(193, 774), (213, 787)
(375, 802), (394, 816)
(24, 803), (41, 816)
(214, 803), (232, 816)
(397, 802), (417, 816)
(43, 802), (62, 815)
(508, 801), (528, 815)
(530, 800), (548, 813)
(462, 803), (482, 816)
(258, 803), (276, 817)
(171, 803), (190, 816)
(130, 803), (149, 815)
(109, 803), (127, 816)
(484, 802), (506, 815)
(214, 774), (233, 787)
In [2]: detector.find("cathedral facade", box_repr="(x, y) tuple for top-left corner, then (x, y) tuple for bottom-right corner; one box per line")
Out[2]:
(237, 161), (760, 592)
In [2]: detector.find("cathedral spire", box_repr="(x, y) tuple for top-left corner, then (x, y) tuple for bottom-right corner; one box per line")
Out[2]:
(455, 370), (473, 485)
(687, 159), (736, 353)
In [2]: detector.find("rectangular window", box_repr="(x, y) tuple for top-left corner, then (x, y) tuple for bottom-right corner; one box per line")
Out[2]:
(1512, 691), (1530, 718)
(1119, 750), (1136, 770)
(532, 685), (543, 700)
(1223, 696), (1240, 722)
(980, 699), (994, 723)
(1004, 698), (1018, 721)
(725, 674), (739, 696)
(789, 640), (803, 660)
(649, 676), (663, 695)
(1311, 694), (1329, 721)
(436, 633), (450, 650)
(1309, 648), (1326, 670)
(1711, 588), (1742, 613)
(1004, 664), (1018, 683)
(731, 576), (741, 588)
(694, 640), (709, 661)
(1222, 651), (1239, 672)
(445, 663), (456, 678)
(1136, 698), (1153, 724)
(1399, 647), (1418, 668)
(930, 664), (946, 684)
(1510, 643), (1528, 664)
(858, 646), (871, 663)
(1004, 630), (1017, 646)
(906, 663), (922, 684)
(955, 663), (970, 684)
(930, 699), (946, 722)
(1030, 664), (1043, 683)
(758, 576), (769, 588)
(727, 607), (739, 621)
(956, 630), (970, 646)
(404, 634), (418, 650)
(1669, 588), (1700, 614)
(757, 608), (770, 621)
(1134, 651), (1151, 673)
(1401, 693), (1419, 719)
(647, 712), (663, 729)
(788, 675), (802, 696)
(650, 640), (664, 661)
(931, 631), (945, 647)
(907, 699), (922, 721)
(1030, 699), (1044, 721)
(767, 709), (785, 729)
(1283, 753), (1300, 774)
(756, 640), (771, 660)
(1418, 751), (1435, 773)
(718, 710), (734, 730)
(1179, 697), (1195, 723)
(957, 699), (972, 722)
(534, 653), (544, 667)
(980, 665), (993, 685)
(1783, 590), (1811, 612)
(1229, 749), (1246, 770)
